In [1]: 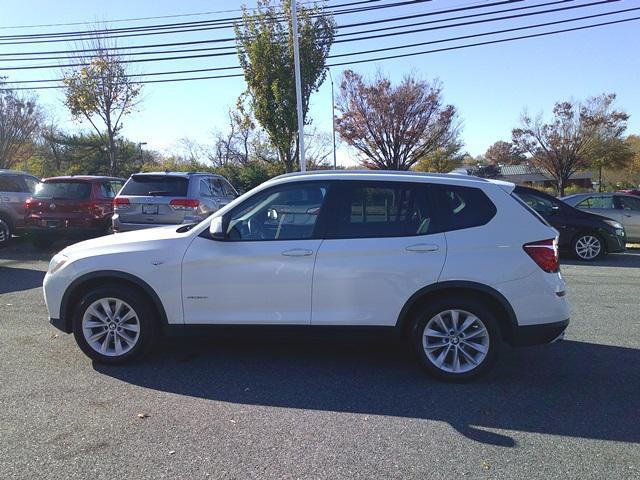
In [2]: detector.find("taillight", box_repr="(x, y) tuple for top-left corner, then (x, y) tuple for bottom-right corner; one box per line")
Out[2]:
(113, 197), (130, 209)
(24, 198), (34, 210)
(170, 198), (199, 210)
(523, 238), (559, 273)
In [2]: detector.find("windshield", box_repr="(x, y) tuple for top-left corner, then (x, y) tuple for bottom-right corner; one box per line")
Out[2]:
(121, 175), (188, 196)
(34, 181), (91, 200)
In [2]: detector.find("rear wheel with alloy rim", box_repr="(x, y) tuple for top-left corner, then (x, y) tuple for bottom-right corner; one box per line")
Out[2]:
(411, 297), (500, 381)
(572, 233), (603, 261)
(0, 217), (12, 247)
(73, 285), (157, 364)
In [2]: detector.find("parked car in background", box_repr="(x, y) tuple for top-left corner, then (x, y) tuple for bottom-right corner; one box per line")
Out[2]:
(24, 176), (124, 249)
(0, 169), (40, 247)
(618, 189), (640, 196)
(112, 172), (237, 232)
(513, 186), (625, 260)
(561, 192), (640, 243)
(44, 171), (570, 381)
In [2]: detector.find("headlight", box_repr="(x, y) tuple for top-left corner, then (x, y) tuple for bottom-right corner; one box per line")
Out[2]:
(603, 219), (623, 230)
(48, 254), (68, 275)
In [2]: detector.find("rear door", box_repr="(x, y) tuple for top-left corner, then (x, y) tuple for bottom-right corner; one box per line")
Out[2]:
(615, 195), (640, 241)
(116, 175), (189, 225)
(311, 180), (446, 326)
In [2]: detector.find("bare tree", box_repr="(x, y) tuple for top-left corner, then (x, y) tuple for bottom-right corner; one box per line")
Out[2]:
(62, 29), (141, 176)
(512, 94), (628, 196)
(0, 82), (41, 169)
(335, 70), (459, 171)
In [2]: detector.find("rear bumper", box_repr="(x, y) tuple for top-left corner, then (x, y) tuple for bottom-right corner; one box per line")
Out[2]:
(510, 318), (569, 347)
(25, 226), (105, 238)
(112, 221), (177, 232)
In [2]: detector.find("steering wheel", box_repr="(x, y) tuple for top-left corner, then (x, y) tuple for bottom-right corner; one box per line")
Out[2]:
(247, 213), (267, 240)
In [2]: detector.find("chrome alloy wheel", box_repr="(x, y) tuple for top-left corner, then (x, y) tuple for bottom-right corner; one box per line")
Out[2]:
(575, 235), (601, 260)
(422, 309), (490, 373)
(82, 298), (140, 356)
(0, 219), (9, 244)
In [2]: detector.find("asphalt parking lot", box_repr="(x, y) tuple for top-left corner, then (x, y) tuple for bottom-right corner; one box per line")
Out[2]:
(1, 238), (639, 479)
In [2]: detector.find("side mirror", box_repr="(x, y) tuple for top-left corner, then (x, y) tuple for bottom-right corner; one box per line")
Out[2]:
(209, 215), (227, 240)
(550, 205), (561, 214)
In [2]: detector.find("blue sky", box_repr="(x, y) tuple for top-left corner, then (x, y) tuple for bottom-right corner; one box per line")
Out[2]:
(1, 0), (638, 165)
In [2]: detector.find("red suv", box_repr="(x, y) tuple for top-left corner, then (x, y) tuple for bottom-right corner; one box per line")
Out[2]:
(24, 176), (124, 248)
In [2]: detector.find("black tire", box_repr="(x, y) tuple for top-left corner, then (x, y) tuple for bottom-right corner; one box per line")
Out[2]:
(571, 232), (604, 261)
(0, 215), (13, 248)
(31, 235), (54, 250)
(409, 296), (501, 382)
(72, 285), (158, 364)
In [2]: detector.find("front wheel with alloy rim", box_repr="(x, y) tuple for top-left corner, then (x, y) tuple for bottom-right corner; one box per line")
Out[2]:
(0, 216), (12, 247)
(73, 285), (157, 364)
(410, 297), (501, 381)
(572, 233), (603, 261)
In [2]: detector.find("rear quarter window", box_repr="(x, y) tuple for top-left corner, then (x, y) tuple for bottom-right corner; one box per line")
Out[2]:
(0, 176), (24, 192)
(120, 175), (188, 196)
(432, 184), (497, 232)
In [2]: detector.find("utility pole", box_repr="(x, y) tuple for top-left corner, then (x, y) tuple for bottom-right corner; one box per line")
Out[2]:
(291, 0), (305, 172)
(327, 67), (337, 169)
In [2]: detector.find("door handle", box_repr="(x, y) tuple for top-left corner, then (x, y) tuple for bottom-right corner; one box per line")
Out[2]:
(281, 248), (314, 257)
(406, 243), (439, 252)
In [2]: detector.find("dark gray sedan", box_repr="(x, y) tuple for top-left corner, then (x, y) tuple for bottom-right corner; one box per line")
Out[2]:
(561, 192), (640, 243)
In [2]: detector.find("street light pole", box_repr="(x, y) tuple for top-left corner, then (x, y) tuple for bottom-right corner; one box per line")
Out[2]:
(291, 0), (305, 172)
(327, 67), (337, 170)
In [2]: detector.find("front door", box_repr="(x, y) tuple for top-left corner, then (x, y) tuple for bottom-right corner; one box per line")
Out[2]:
(615, 195), (640, 242)
(181, 181), (329, 324)
(311, 181), (447, 326)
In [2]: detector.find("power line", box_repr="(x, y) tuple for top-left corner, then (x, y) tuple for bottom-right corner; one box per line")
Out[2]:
(2, 13), (637, 90)
(0, 0), (622, 71)
(0, 0), (382, 30)
(0, 0), (513, 57)
(0, 0), (558, 62)
(0, 0), (433, 45)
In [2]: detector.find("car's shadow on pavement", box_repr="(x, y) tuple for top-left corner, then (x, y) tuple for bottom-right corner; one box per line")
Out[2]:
(0, 266), (46, 294)
(95, 336), (640, 448)
(561, 248), (640, 267)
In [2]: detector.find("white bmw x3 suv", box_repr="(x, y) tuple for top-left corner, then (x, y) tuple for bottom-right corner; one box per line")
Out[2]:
(44, 171), (569, 381)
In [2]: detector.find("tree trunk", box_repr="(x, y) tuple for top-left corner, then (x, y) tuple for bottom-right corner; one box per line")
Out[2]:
(598, 164), (603, 192)
(107, 129), (117, 176)
(557, 178), (565, 197)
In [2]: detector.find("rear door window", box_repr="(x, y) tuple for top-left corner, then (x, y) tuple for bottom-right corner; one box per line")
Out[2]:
(617, 196), (640, 211)
(327, 182), (434, 239)
(120, 175), (188, 197)
(34, 182), (92, 199)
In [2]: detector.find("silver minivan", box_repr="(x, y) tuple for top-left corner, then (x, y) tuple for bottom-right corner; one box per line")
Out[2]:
(112, 172), (237, 232)
(0, 169), (39, 247)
